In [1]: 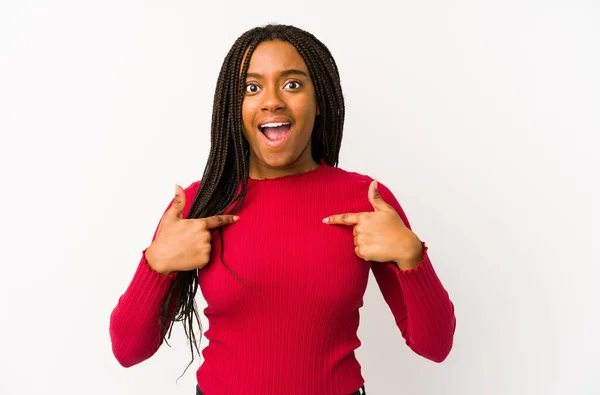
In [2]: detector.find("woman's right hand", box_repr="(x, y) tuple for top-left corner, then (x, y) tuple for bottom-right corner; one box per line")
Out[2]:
(145, 184), (239, 275)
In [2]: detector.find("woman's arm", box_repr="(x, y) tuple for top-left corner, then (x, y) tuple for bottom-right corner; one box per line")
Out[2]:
(108, 182), (200, 367)
(370, 182), (456, 363)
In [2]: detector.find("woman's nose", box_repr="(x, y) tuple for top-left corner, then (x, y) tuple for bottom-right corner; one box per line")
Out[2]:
(261, 87), (285, 112)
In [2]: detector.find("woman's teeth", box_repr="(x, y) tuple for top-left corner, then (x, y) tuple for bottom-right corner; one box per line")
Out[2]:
(260, 122), (290, 131)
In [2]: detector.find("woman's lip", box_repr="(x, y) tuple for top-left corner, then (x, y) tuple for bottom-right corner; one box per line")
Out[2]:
(258, 124), (293, 148)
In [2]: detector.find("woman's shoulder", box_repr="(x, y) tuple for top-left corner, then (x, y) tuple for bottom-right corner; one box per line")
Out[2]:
(326, 164), (375, 186)
(326, 164), (401, 206)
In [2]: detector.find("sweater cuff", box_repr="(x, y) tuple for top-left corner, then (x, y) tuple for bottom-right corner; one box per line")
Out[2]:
(386, 241), (428, 273)
(387, 242), (438, 283)
(385, 242), (452, 309)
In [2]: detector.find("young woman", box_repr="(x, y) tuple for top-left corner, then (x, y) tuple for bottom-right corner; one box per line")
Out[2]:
(109, 24), (456, 395)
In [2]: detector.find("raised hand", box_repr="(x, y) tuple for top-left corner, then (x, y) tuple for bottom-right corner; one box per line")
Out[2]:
(323, 180), (423, 270)
(145, 184), (239, 275)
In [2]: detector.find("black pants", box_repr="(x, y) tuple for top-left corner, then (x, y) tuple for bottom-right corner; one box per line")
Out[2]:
(196, 384), (366, 394)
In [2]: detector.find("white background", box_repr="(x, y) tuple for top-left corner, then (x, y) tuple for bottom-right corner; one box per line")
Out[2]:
(1, 1), (599, 394)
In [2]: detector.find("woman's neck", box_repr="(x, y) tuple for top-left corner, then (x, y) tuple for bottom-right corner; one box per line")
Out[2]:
(248, 156), (320, 180)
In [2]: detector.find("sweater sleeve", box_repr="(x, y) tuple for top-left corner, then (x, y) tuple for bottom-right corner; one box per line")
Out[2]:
(370, 182), (456, 363)
(109, 181), (200, 367)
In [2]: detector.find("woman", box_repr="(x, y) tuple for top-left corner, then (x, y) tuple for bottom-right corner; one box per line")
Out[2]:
(109, 23), (456, 395)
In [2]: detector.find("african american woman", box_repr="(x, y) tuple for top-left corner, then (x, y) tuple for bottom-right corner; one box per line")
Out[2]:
(109, 23), (456, 395)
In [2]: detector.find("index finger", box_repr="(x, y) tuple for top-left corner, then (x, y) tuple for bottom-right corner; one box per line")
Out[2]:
(202, 215), (240, 229)
(323, 213), (360, 225)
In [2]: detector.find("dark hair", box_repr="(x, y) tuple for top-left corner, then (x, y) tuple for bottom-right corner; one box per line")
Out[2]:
(160, 23), (346, 374)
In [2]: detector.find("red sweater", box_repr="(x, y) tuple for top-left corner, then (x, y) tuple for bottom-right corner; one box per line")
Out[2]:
(109, 163), (456, 395)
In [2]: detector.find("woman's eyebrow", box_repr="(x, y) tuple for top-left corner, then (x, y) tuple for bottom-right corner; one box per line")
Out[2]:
(245, 69), (309, 79)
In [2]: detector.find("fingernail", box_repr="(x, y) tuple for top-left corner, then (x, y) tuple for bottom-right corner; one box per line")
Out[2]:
(322, 217), (329, 224)
(233, 215), (240, 221)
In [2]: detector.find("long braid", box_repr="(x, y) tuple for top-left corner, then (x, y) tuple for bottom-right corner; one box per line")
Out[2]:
(158, 24), (346, 376)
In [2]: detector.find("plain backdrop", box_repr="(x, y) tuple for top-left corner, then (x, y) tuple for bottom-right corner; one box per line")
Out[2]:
(1, 1), (599, 394)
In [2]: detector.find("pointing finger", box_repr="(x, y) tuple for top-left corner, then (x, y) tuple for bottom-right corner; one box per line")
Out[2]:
(323, 213), (360, 225)
(203, 214), (240, 229)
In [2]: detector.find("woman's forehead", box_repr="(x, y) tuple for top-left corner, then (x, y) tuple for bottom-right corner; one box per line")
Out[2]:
(241, 40), (309, 77)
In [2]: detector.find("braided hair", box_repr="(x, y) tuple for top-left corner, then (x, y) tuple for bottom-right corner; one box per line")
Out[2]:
(160, 23), (346, 374)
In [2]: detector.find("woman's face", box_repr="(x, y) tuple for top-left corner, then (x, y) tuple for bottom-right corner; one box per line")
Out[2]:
(241, 40), (320, 179)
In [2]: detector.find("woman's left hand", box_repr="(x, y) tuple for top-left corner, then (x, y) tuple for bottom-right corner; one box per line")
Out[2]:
(323, 180), (423, 270)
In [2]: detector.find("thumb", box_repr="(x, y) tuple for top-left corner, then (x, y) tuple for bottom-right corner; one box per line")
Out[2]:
(368, 180), (391, 212)
(168, 184), (186, 219)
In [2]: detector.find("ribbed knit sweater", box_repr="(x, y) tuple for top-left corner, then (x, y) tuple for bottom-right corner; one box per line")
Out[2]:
(109, 163), (456, 395)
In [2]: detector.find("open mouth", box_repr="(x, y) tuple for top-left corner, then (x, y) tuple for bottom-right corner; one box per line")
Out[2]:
(259, 121), (292, 147)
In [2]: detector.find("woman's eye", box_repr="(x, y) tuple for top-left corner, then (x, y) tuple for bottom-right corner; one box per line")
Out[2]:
(285, 81), (302, 90)
(246, 84), (260, 93)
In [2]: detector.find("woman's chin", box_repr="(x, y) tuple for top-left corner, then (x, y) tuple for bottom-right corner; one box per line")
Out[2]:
(258, 153), (295, 169)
